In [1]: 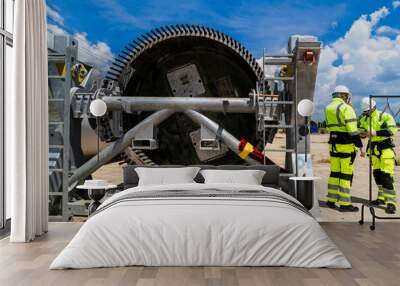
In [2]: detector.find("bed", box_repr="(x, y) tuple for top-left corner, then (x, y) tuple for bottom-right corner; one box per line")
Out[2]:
(50, 165), (350, 269)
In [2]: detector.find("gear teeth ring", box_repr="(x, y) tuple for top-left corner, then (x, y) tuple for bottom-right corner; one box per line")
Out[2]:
(106, 24), (264, 91)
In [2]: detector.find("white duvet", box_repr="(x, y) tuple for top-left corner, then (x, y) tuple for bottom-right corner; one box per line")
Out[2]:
(50, 183), (350, 269)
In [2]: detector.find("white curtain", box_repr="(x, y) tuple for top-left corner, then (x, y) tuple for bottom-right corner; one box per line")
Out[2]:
(7, 0), (48, 242)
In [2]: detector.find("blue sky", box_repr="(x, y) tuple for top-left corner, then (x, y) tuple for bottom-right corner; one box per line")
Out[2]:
(46, 0), (399, 56)
(46, 0), (400, 120)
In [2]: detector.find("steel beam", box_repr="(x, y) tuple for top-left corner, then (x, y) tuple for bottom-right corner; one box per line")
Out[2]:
(61, 38), (77, 221)
(183, 110), (259, 165)
(102, 96), (255, 113)
(68, 109), (175, 187)
(262, 56), (293, 65)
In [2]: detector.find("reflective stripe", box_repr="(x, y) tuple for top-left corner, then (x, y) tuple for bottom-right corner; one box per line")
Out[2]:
(348, 131), (360, 136)
(340, 196), (351, 202)
(339, 196), (351, 203)
(345, 118), (357, 123)
(327, 185), (340, 202)
(379, 111), (384, 121)
(383, 188), (396, 196)
(385, 196), (396, 203)
(327, 192), (339, 199)
(386, 125), (397, 128)
(336, 103), (345, 126)
(339, 186), (351, 194)
(378, 188), (384, 200)
(328, 184), (340, 191)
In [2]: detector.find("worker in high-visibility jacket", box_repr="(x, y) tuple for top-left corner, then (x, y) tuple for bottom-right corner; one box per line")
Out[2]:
(358, 97), (397, 214)
(325, 85), (363, 212)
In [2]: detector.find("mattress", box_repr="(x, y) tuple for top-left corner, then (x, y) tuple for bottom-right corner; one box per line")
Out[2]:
(50, 183), (350, 269)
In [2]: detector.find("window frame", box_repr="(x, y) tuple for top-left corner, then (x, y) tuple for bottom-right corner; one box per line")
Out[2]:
(0, 0), (14, 231)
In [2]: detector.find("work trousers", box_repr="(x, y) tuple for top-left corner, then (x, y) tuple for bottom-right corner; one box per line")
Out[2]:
(371, 147), (396, 206)
(327, 144), (356, 206)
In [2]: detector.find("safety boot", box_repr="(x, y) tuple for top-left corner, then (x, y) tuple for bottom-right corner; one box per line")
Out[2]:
(385, 204), (396, 214)
(370, 199), (385, 206)
(326, 201), (336, 209)
(339, 205), (359, 212)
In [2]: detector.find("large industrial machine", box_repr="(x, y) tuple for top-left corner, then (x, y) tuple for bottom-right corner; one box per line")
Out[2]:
(47, 25), (321, 220)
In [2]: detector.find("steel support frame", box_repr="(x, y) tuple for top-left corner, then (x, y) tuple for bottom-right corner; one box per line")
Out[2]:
(47, 38), (78, 222)
(68, 109), (175, 187)
(68, 108), (260, 187)
(359, 95), (400, 230)
(61, 39), (76, 221)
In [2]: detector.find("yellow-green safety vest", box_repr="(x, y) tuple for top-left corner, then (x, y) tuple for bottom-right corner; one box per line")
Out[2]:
(325, 98), (359, 136)
(358, 109), (397, 143)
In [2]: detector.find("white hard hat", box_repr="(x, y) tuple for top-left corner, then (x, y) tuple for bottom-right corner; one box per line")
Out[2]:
(361, 97), (376, 112)
(333, 85), (351, 95)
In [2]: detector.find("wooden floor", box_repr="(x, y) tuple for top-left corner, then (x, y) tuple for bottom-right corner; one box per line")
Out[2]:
(0, 222), (399, 286)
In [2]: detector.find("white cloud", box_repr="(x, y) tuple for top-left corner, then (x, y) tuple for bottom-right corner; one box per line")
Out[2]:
(46, 5), (114, 72)
(48, 24), (113, 72)
(377, 25), (400, 35)
(47, 24), (68, 36)
(314, 6), (400, 119)
(73, 32), (114, 71)
(393, 1), (400, 9)
(46, 5), (64, 26)
(369, 7), (389, 26)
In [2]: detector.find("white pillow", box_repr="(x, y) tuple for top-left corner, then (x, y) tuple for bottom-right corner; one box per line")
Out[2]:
(135, 167), (201, 186)
(200, 169), (265, 185)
